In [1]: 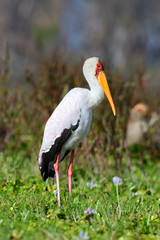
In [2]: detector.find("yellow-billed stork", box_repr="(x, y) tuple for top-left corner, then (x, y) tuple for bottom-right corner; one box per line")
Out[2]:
(38, 57), (116, 206)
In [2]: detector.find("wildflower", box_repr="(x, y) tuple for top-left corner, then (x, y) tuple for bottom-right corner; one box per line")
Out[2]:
(84, 207), (96, 215)
(86, 181), (97, 188)
(77, 231), (89, 240)
(112, 176), (123, 186)
(53, 190), (57, 196)
(131, 191), (135, 196)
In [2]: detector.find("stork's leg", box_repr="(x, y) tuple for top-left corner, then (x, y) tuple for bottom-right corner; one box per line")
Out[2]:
(68, 150), (75, 200)
(54, 152), (61, 206)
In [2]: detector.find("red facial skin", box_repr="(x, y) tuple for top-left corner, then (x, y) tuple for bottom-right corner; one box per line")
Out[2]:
(95, 61), (104, 78)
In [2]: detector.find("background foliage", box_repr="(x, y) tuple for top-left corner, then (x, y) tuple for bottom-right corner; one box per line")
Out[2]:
(0, 50), (160, 239)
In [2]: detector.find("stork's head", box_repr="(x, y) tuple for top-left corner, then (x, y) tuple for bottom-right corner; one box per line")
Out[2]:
(83, 57), (116, 116)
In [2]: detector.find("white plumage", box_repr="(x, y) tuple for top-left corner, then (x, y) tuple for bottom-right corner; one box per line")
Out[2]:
(39, 88), (92, 163)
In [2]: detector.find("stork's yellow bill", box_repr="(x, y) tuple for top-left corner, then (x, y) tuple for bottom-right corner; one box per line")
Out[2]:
(98, 71), (116, 116)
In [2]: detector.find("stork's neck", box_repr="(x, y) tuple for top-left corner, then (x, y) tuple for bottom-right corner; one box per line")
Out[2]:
(87, 75), (105, 109)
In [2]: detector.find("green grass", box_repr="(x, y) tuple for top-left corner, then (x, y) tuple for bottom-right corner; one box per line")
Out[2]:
(1, 151), (160, 240)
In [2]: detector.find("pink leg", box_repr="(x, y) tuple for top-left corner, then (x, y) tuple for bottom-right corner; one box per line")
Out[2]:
(54, 152), (61, 206)
(68, 150), (75, 199)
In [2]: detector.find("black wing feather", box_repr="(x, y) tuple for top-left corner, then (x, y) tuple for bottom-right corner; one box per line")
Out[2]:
(40, 120), (80, 181)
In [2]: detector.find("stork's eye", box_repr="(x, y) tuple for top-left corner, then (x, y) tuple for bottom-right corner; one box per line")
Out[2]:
(96, 61), (104, 73)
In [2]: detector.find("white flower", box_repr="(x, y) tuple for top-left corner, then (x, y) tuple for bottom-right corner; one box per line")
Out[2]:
(84, 207), (96, 215)
(112, 176), (123, 186)
(86, 181), (97, 188)
(53, 190), (57, 196)
(77, 231), (89, 240)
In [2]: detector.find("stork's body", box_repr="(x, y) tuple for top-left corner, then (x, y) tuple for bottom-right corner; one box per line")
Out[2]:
(39, 88), (92, 165)
(39, 57), (116, 206)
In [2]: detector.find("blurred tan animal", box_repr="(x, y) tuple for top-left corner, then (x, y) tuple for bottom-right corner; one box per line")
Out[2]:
(126, 103), (159, 146)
